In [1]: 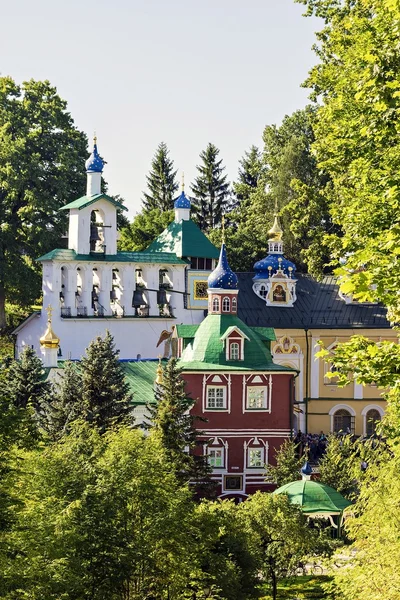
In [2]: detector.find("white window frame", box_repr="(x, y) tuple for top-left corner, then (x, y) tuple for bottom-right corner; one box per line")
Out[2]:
(212, 297), (220, 312)
(229, 341), (240, 360)
(361, 404), (384, 436)
(232, 297), (237, 312)
(246, 386), (268, 410)
(222, 297), (230, 312)
(206, 386), (227, 410)
(247, 447), (265, 469)
(207, 447), (225, 469)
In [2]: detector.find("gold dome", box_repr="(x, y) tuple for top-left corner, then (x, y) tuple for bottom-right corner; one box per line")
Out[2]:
(39, 305), (60, 349)
(155, 358), (164, 385)
(268, 215), (283, 242)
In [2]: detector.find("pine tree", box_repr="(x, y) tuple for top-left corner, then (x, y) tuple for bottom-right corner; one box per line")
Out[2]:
(4, 346), (50, 412)
(149, 358), (215, 495)
(233, 145), (264, 204)
(142, 142), (178, 212)
(39, 361), (83, 440)
(80, 331), (133, 432)
(191, 143), (231, 231)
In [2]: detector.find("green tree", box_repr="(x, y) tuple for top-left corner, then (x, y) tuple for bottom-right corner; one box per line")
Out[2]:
(4, 346), (50, 412)
(191, 143), (231, 231)
(118, 208), (174, 252)
(265, 439), (305, 487)
(142, 142), (178, 212)
(233, 145), (264, 204)
(240, 492), (319, 600)
(0, 77), (88, 330)
(149, 358), (214, 495)
(80, 331), (133, 431)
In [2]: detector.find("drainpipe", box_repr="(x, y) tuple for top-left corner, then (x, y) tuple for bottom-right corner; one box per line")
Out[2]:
(304, 328), (310, 434)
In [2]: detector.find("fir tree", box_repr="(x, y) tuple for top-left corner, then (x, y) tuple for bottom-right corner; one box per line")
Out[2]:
(4, 346), (50, 412)
(142, 142), (178, 212)
(233, 145), (264, 204)
(148, 358), (215, 495)
(191, 143), (231, 231)
(39, 361), (83, 441)
(80, 331), (133, 432)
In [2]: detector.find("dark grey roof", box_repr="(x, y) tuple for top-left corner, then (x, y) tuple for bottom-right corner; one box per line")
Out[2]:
(236, 273), (390, 329)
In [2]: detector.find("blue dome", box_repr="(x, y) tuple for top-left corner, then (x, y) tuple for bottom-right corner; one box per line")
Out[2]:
(208, 244), (238, 290)
(301, 461), (313, 476)
(174, 190), (191, 209)
(85, 143), (104, 173)
(253, 253), (296, 280)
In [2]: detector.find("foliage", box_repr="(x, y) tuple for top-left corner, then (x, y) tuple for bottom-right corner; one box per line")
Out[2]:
(297, 0), (400, 321)
(0, 77), (88, 330)
(142, 141), (178, 212)
(4, 345), (51, 412)
(80, 331), (133, 431)
(191, 143), (231, 231)
(265, 439), (305, 487)
(260, 575), (333, 600)
(233, 145), (265, 204)
(240, 492), (321, 600)
(118, 208), (174, 252)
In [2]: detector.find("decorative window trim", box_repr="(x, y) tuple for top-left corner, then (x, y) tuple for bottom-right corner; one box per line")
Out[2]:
(231, 297), (237, 312)
(212, 297), (220, 312)
(329, 404), (356, 434)
(229, 342), (240, 360)
(361, 404), (384, 436)
(247, 447), (265, 469)
(222, 297), (230, 312)
(205, 385), (227, 411)
(242, 374), (272, 413)
(207, 446), (225, 469)
(202, 374), (231, 413)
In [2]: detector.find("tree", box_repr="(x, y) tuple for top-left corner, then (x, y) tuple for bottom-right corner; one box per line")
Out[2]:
(240, 492), (320, 600)
(297, 0), (400, 320)
(118, 208), (174, 252)
(4, 346), (50, 412)
(142, 142), (178, 212)
(265, 439), (305, 487)
(148, 358), (214, 495)
(80, 331), (133, 431)
(191, 143), (231, 231)
(0, 77), (88, 330)
(39, 360), (83, 441)
(233, 145), (264, 204)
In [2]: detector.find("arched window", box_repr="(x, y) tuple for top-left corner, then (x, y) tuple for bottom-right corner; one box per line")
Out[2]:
(230, 342), (240, 360)
(260, 285), (267, 299)
(222, 297), (230, 312)
(366, 409), (381, 436)
(212, 297), (220, 312)
(231, 297), (237, 312)
(333, 409), (353, 434)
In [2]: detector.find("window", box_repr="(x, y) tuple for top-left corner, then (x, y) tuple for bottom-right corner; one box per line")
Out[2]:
(248, 448), (264, 468)
(206, 386), (226, 409)
(246, 387), (268, 409)
(212, 297), (220, 312)
(207, 447), (224, 468)
(222, 297), (230, 312)
(260, 285), (267, 298)
(366, 409), (381, 436)
(232, 297), (237, 312)
(224, 475), (243, 491)
(230, 342), (240, 360)
(333, 409), (354, 434)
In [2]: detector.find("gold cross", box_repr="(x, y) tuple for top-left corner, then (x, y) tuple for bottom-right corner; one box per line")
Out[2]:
(46, 305), (53, 322)
(181, 172), (185, 191)
(94, 132), (97, 145)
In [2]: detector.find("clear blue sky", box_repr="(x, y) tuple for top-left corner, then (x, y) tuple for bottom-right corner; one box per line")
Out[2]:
(1, 0), (320, 216)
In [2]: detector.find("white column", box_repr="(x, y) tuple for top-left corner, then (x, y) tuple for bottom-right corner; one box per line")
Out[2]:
(65, 266), (77, 316)
(80, 266), (93, 316)
(120, 266), (135, 316)
(98, 265), (112, 315)
(310, 338), (320, 398)
(145, 266), (159, 316)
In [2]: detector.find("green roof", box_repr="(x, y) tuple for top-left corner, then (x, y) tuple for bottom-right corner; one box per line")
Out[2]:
(60, 193), (128, 211)
(37, 248), (188, 264)
(121, 360), (163, 405)
(251, 327), (276, 342)
(273, 480), (352, 514)
(179, 314), (294, 372)
(147, 219), (220, 259)
(175, 324), (200, 339)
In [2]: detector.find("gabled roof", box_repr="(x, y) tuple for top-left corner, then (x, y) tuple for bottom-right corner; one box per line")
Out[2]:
(37, 248), (188, 265)
(220, 326), (250, 341)
(179, 314), (295, 372)
(237, 273), (390, 329)
(147, 219), (220, 259)
(60, 193), (127, 211)
(174, 324), (200, 339)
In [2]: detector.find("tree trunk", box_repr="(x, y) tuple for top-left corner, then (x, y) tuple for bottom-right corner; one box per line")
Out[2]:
(0, 280), (6, 331)
(272, 572), (277, 600)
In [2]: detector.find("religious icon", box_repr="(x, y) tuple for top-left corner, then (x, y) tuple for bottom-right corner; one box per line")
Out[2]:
(272, 284), (286, 302)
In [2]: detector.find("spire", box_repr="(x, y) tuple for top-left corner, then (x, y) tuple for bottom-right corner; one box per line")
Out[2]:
(208, 243), (238, 290)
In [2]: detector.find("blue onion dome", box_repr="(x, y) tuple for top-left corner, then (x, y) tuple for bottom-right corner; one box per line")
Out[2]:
(85, 139), (104, 173)
(174, 190), (191, 209)
(301, 461), (313, 476)
(253, 254), (296, 279)
(208, 243), (238, 290)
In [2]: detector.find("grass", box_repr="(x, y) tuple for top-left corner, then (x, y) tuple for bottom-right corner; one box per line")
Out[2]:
(260, 575), (333, 600)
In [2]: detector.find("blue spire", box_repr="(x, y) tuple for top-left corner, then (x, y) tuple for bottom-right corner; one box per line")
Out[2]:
(208, 243), (238, 290)
(85, 138), (104, 173)
(174, 190), (191, 209)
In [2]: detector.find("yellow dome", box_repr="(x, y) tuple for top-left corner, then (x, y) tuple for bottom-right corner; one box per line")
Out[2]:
(39, 305), (60, 349)
(155, 359), (164, 385)
(268, 215), (283, 242)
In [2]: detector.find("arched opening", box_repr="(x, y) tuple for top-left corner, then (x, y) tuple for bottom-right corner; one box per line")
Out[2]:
(222, 297), (230, 312)
(212, 297), (220, 312)
(90, 210), (105, 253)
(333, 409), (353, 434)
(231, 297), (237, 312)
(366, 409), (381, 436)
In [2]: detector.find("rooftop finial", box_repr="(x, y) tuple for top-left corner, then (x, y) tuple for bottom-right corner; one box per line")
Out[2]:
(155, 355), (164, 385)
(40, 304), (60, 349)
(93, 132), (97, 146)
(181, 172), (185, 191)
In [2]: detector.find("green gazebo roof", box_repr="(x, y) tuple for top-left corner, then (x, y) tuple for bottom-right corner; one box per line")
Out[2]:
(273, 480), (352, 514)
(146, 219), (220, 259)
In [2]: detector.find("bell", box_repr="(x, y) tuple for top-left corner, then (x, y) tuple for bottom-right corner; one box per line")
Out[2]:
(157, 289), (167, 305)
(90, 225), (101, 241)
(110, 289), (118, 301)
(132, 289), (146, 308)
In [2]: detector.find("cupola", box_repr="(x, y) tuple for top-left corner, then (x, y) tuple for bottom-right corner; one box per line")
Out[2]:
(39, 305), (60, 367)
(208, 243), (239, 315)
(174, 173), (191, 222)
(86, 136), (104, 197)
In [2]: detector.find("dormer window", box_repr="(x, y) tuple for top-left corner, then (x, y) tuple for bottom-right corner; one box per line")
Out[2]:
(229, 342), (240, 360)
(222, 297), (230, 312)
(212, 297), (220, 312)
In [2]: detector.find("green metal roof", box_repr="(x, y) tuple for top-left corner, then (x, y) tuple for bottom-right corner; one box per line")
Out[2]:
(251, 327), (276, 342)
(147, 219), (220, 259)
(60, 193), (128, 211)
(37, 248), (188, 265)
(121, 361), (163, 405)
(273, 480), (352, 514)
(175, 324), (200, 339)
(179, 314), (294, 372)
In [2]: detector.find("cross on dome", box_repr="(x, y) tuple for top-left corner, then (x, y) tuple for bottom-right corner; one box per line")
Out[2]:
(85, 135), (104, 173)
(208, 243), (238, 290)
